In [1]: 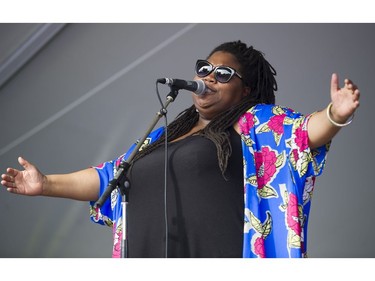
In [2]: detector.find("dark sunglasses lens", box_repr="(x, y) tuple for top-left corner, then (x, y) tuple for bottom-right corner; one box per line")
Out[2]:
(196, 61), (212, 77)
(215, 67), (234, 83)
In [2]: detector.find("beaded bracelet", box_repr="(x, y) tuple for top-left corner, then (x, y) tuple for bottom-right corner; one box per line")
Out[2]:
(326, 102), (354, 127)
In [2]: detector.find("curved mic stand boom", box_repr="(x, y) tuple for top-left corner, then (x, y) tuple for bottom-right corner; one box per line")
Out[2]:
(93, 85), (180, 258)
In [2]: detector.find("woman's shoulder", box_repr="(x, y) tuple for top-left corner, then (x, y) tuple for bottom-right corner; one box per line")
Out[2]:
(247, 103), (301, 117)
(238, 104), (304, 129)
(249, 103), (294, 111)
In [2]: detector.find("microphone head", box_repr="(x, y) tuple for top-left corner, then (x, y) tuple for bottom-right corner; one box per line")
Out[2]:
(194, 79), (206, 96)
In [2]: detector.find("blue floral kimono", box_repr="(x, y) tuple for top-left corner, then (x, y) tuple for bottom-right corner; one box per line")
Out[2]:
(89, 104), (329, 258)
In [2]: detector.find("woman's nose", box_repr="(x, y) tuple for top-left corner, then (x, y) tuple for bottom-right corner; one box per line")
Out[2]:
(203, 72), (216, 83)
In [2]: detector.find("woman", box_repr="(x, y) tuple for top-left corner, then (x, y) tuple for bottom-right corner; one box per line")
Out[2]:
(1, 40), (360, 258)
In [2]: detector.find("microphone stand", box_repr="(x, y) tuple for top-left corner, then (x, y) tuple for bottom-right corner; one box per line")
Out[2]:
(94, 85), (180, 258)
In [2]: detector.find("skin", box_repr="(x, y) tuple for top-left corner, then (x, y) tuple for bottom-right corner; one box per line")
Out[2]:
(173, 51), (249, 142)
(1, 51), (360, 201)
(307, 73), (360, 148)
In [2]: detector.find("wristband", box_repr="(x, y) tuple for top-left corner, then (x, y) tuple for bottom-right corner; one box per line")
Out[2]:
(326, 102), (354, 127)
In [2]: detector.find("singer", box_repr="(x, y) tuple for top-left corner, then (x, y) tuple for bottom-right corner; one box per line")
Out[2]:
(1, 40), (360, 258)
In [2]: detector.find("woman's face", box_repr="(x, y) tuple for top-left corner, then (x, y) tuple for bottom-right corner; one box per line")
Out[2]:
(192, 51), (249, 121)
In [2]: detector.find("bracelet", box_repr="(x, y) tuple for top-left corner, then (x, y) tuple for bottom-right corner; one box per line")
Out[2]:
(326, 102), (354, 127)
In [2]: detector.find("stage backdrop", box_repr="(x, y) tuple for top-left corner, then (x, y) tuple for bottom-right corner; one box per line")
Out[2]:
(0, 23), (374, 258)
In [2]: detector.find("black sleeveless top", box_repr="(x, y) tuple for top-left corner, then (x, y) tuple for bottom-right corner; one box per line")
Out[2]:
(127, 127), (244, 258)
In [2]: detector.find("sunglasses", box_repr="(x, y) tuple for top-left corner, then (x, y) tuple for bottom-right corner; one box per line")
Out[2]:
(195, 59), (243, 83)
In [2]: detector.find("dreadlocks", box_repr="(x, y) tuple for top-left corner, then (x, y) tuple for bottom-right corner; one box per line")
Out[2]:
(131, 40), (277, 178)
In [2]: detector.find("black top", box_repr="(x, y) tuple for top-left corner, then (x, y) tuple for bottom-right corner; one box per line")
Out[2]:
(127, 127), (244, 258)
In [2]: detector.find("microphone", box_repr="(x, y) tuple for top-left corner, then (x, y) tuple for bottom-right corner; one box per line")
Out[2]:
(157, 78), (206, 95)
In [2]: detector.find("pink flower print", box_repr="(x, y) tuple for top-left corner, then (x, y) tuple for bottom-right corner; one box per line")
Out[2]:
(94, 207), (100, 221)
(115, 158), (122, 168)
(292, 148), (299, 163)
(254, 237), (266, 258)
(113, 242), (121, 258)
(295, 126), (308, 152)
(112, 230), (122, 258)
(268, 114), (286, 135)
(239, 112), (255, 134)
(96, 163), (105, 169)
(286, 193), (302, 236)
(254, 147), (277, 189)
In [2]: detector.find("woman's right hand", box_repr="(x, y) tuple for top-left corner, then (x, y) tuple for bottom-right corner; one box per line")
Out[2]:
(1, 156), (45, 196)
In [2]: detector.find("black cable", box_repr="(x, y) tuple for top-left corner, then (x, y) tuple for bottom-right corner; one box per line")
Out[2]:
(155, 81), (169, 258)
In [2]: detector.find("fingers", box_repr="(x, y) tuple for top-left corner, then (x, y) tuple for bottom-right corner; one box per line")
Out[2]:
(1, 157), (25, 188)
(335, 75), (359, 93)
(344, 78), (360, 105)
(1, 167), (18, 180)
(1, 170), (17, 188)
(342, 77), (361, 113)
(331, 73), (339, 93)
(1, 175), (7, 187)
(6, 167), (18, 177)
(336, 74), (360, 99)
(18, 156), (29, 169)
(344, 78), (358, 91)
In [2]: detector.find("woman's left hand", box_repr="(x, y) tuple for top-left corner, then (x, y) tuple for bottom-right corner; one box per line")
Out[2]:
(330, 73), (360, 123)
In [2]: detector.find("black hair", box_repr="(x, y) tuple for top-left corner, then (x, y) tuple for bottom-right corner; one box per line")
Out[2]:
(131, 40), (277, 177)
